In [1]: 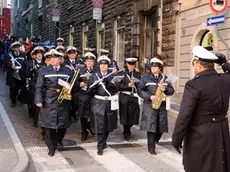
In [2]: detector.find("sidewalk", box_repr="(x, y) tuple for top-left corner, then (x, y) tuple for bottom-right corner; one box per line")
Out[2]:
(0, 100), (29, 172)
(0, 115), (18, 172)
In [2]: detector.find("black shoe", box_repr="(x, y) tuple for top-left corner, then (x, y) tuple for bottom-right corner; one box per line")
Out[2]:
(103, 144), (108, 150)
(33, 124), (38, 128)
(81, 131), (89, 141)
(97, 149), (103, 156)
(11, 103), (16, 108)
(57, 142), (64, 149)
(48, 149), (55, 157)
(123, 132), (131, 141)
(148, 149), (157, 155)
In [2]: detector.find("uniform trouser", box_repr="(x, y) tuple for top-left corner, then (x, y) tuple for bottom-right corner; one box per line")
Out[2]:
(97, 132), (109, 150)
(80, 118), (88, 133)
(96, 111), (109, 150)
(123, 125), (133, 133)
(10, 87), (20, 104)
(147, 132), (156, 151)
(43, 128), (67, 150)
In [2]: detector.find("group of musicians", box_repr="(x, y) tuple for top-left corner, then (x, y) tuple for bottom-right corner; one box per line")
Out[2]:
(3, 37), (230, 172)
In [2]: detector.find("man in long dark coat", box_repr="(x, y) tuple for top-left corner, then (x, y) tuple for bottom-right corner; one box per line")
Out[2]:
(26, 46), (45, 127)
(87, 55), (120, 156)
(75, 52), (97, 141)
(119, 57), (141, 141)
(172, 46), (230, 172)
(138, 56), (174, 155)
(35, 49), (72, 156)
(5, 41), (27, 107)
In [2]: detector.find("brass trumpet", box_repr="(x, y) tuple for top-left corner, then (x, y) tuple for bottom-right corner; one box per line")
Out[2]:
(58, 68), (80, 103)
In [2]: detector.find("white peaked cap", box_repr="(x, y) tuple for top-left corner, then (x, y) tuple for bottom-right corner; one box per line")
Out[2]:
(66, 46), (77, 53)
(33, 46), (45, 52)
(97, 55), (111, 64)
(125, 57), (137, 63)
(11, 41), (21, 47)
(150, 57), (163, 65)
(100, 49), (109, 53)
(56, 37), (64, 42)
(192, 46), (218, 61)
(50, 49), (64, 57)
(44, 51), (52, 58)
(83, 52), (96, 59)
(55, 46), (65, 50)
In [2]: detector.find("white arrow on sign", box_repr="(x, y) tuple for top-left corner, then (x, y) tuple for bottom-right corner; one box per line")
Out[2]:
(207, 17), (224, 25)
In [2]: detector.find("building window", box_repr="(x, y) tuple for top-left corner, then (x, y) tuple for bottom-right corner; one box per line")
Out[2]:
(38, 0), (42, 8)
(96, 23), (105, 55)
(82, 24), (88, 51)
(113, 20), (125, 69)
(17, 0), (20, 9)
(143, 11), (158, 58)
(200, 31), (214, 51)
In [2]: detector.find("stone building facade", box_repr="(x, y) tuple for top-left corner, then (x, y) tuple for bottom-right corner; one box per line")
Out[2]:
(11, 0), (178, 72)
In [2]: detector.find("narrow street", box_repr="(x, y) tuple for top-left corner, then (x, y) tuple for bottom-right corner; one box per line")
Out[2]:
(0, 70), (184, 172)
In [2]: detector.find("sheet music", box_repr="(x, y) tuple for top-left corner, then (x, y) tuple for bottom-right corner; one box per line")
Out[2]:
(58, 79), (70, 89)
(80, 73), (92, 80)
(111, 76), (124, 83)
(165, 74), (179, 84)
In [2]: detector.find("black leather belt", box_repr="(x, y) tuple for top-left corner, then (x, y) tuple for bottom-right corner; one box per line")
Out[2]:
(192, 114), (228, 125)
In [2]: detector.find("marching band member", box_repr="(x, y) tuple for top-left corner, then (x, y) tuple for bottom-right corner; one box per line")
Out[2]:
(35, 49), (72, 156)
(75, 52), (97, 141)
(26, 46), (45, 127)
(100, 49), (119, 71)
(87, 55), (120, 156)
(64, 46), (79, 121)
(56, 46), (65, 54)
(44, 51), (52, 66)
(5, 41), (27, 107)
(138, 57), (174, 155)
(119, 58), (141, 141)
(56, 37), (64, 47)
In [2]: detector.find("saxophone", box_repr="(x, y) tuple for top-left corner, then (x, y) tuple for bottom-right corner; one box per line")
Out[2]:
(152, 74), (166, 110)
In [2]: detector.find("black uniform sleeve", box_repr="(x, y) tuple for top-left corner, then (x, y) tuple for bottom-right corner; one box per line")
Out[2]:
(35, 69), (45, 104)
(25, 61), (34, 78)
(164, 83), (175, 96)
(222, 63), (230, 74)
(137, 75), (152, 101)
(87, 74), (97, 95)
(172, 80), (200, 147)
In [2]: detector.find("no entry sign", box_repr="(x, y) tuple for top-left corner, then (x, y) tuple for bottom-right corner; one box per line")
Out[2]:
(92, 0), (103, 8)
(209, 0), (228, 14)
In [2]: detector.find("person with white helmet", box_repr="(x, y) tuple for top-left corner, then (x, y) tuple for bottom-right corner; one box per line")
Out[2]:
(74, 52), (97, 141)
(87, 55), (120, 156)
(138, 55), (175, 155)
(26, 46), (46, 127)
(35, 49), (72, 157)
(172, 46), (230, 172)
(118, 57), (141, 141)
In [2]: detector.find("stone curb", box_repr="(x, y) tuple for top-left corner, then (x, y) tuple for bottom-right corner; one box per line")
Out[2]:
(0, 101), (29, 172)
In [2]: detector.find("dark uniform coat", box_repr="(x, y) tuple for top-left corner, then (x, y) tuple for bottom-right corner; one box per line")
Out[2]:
(138, 73), (174, 133)
(172, 67), (230, 172)
(35, 65), (72, 129)
(26, 59), (45, 104)
(74, 66), (96, 118)
(5, 51), (27, 88)
(87, 72), (119, 133)
(119, 69), (141, 125)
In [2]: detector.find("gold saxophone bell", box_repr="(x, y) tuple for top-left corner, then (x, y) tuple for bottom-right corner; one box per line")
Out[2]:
(58, 68), (80, 103)
(152, 74), (166, 110)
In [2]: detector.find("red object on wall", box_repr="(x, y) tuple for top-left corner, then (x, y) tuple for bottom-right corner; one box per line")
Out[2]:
(0, 8), (11, 40)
